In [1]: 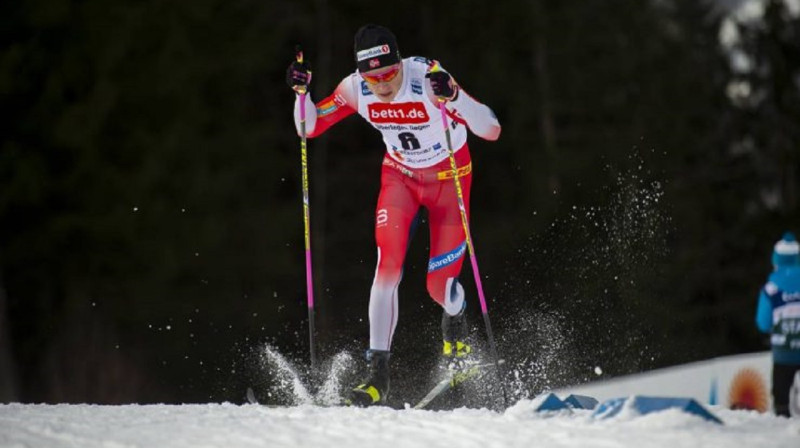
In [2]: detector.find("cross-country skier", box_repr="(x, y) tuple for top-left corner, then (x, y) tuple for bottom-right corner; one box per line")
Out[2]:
(286, 24), (501, 406)
(756, 231), (800, 417)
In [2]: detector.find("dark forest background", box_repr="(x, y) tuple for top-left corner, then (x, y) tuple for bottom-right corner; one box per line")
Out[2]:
(1, 0), (798, 405)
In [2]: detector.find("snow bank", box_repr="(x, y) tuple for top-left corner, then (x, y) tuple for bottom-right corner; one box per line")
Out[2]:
(1, 402), (798, 448)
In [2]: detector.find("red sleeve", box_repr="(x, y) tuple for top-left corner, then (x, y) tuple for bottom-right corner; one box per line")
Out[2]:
(307, 80), (358, 138)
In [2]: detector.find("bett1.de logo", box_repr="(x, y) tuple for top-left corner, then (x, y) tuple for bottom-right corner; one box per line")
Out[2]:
(368, 102), (429, 124)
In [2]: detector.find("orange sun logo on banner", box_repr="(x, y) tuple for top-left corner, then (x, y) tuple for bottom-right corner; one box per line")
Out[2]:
(728, 368), (769, 412)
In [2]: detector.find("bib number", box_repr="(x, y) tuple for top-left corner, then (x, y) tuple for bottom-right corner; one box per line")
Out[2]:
(398, 132), (420, 150)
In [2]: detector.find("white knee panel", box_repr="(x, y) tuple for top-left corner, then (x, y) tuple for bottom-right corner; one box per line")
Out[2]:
(443, 277), (465, 316)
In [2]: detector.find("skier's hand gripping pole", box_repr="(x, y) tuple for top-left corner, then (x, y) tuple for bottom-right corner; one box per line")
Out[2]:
(287, 46), (312, 94)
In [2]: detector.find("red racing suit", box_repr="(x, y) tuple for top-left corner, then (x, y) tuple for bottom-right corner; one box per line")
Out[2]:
(293, 56), (500, 351)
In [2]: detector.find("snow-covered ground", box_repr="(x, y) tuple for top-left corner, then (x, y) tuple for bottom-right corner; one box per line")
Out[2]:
(4, 348), (797, 447)
(1, 400), (798, 448)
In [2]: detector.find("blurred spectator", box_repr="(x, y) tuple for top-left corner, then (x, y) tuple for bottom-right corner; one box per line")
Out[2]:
(756, 232), (800, 417)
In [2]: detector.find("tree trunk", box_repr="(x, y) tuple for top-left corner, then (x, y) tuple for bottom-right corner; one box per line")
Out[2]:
(532, 0), (560, 192)
(0, 273), (19, 402)
(313, 0), (331, 340)
(786, 160), (797, 212)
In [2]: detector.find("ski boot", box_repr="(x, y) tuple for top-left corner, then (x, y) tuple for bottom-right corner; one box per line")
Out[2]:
(442, 305), (472, 369)
(347, 349), (390, 407)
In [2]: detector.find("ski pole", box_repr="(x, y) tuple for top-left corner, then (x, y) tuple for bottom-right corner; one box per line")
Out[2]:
(294, 45), (317, 374)
(430, 62), (507, 408)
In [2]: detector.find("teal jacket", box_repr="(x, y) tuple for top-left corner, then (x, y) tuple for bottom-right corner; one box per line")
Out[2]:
(756, 265), (800, 365)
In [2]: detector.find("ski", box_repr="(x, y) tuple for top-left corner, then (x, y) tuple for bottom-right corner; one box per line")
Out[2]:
(247, 367), (481, 409)
(247, 359), (503, 409)
(413, 361), (499, 410)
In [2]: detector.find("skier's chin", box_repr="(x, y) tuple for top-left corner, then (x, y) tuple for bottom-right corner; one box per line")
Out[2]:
(376, 90), (397, 102)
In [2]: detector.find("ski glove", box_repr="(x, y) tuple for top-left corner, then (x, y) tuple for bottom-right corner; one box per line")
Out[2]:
(286, 60), (312, 92)
(425, 70), (459, 101)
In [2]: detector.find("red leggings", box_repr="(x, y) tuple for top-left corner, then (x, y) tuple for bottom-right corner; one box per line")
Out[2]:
(368, 146), (472, 351)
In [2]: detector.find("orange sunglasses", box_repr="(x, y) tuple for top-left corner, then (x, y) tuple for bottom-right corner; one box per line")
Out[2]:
(361, 64), (401, 85)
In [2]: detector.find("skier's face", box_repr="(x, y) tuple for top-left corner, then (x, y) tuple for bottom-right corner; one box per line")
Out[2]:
(362, 63), (403, 102)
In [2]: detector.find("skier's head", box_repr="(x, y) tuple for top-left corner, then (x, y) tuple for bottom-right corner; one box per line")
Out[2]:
(772, 231), (800, 268)
(354, 24), (401, 73)
(354, 24), (403, 102)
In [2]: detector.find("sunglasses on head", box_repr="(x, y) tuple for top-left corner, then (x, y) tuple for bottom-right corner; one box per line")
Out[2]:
(361, 64), (401, 85)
